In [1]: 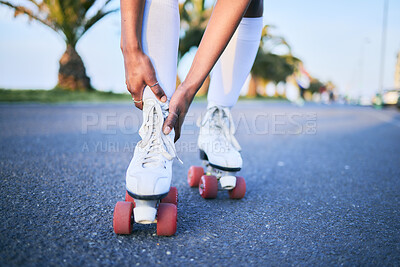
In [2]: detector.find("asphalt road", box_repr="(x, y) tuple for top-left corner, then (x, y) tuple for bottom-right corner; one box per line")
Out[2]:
(1, 101), (399, 266)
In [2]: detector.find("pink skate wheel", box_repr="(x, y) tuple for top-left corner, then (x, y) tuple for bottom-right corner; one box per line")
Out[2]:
(228, 176), (246, 199)
(188, 166), (204, 187)
(125, 191), (136, 207)
(161, 187), (178, 206)
(157, 203), (177, 236)
(199, 175), (218, 199)
(113, 201), (134, 234)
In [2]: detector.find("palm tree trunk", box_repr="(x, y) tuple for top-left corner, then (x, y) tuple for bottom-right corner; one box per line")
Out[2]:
(57, 45), (92, 91)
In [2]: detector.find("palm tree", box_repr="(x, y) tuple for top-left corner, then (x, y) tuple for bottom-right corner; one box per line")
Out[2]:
(248, 25), (300, 97)
(178, 0), (212, 95)
(179, 0), (211, 58)
(0, 0), (118, 91)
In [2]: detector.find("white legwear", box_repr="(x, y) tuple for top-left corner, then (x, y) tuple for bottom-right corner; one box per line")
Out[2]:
(207, 17), (263, 107)
(141, 0), (179, 99)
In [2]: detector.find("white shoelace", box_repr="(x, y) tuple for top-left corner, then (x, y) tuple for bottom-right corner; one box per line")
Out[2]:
(138, 101), (181, 168)
(198, 106), (241, 152)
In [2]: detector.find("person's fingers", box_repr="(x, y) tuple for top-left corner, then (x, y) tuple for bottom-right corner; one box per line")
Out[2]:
(174, 112), (186, 142)
(149, 83), (167, 103)
(163, 110), (178, 135)
(144, 63), (167, 102)
(173, 123), (181, 142)
(129, 82), (145, 110)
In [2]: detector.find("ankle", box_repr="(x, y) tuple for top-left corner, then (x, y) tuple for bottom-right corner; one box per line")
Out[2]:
(207, 102), (231, 110)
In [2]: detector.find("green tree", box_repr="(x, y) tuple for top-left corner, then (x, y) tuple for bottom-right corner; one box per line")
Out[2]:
(248, 25), (300, 97)
(178, 0), (212, 95)
(179, 0), (211, 58)
(308, 78), (325, 94)
(252, 52), (299, 84)
(0, 0), (118, 91)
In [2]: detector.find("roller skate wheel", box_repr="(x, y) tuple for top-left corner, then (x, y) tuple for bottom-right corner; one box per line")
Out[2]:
(188, 166), (204, 187)
(157, 203), (177, 236)
(113, 201), (134, 234)
(199, 175), (218, 199)
(161, 187), (178, 206)
(125, 191), (136, 207)
(228, 176), (246, 199)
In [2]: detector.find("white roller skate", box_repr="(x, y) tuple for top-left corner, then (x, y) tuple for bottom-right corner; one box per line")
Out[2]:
(187, 105), (246, 199)
(113, 91), (181, 236)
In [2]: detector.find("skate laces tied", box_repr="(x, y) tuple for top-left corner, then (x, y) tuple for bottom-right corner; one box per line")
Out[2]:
(138, 101), (182, 168)
(199, 106), (241, 152)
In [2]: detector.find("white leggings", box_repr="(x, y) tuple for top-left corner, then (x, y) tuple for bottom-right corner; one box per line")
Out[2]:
(141, 0), (179, 99)
(141, 0), (263, 107)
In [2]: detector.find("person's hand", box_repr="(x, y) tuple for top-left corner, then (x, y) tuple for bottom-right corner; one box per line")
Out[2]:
(162, 84), (195, 142)
(123, 49), (167, 109)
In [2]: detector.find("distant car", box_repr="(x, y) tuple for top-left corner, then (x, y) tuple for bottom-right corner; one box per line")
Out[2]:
(382, 89), (399, 105)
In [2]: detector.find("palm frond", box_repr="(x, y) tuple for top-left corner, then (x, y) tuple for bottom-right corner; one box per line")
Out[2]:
(81, 7), (118, 37)
(0, 0), (57, 31)
(1, 0), (118, 46)
(82, 0), (96, 14)
(82, 0), (114, 19)
(26, 0), (40, 9)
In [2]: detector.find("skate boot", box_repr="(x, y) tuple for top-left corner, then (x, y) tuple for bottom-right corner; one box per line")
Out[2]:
(113, 92), (180, 236)
(187, 105), (246, 199)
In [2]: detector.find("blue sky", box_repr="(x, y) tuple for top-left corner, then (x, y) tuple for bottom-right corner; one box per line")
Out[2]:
(0, 0), (399, 98)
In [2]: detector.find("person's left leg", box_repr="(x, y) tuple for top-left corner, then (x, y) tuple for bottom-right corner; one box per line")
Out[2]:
(198, 0), (263, 174)
(206, 0), (263, 108)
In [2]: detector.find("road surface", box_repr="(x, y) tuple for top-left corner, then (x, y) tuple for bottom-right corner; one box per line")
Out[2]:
(0, 101), (399, 265)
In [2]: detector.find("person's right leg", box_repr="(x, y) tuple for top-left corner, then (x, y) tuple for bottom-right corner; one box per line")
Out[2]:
(126, 0), (180, 223)
(141, 0), (179, 100)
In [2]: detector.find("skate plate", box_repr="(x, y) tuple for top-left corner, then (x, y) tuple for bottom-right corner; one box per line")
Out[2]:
(187, 155), (246, 199)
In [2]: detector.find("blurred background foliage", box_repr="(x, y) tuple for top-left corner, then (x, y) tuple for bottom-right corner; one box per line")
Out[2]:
(0, 0), (334, 102)
(0, 0), (118, 91)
